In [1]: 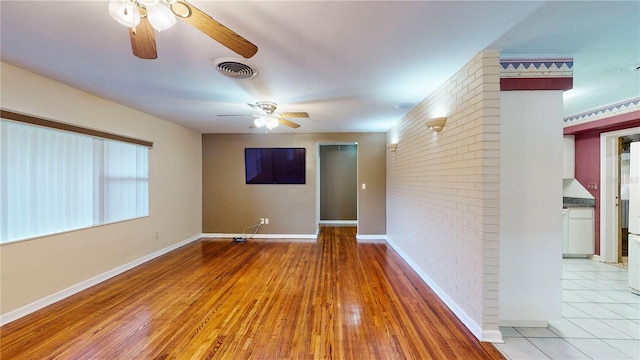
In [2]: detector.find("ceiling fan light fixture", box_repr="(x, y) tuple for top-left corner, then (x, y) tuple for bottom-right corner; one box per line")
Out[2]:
(137, 0), (159, 6)
(108, 0), (141, 27)
(253, 116), (268, 128)
(266, 117), (280, 130)
(146, 3), (177, 31)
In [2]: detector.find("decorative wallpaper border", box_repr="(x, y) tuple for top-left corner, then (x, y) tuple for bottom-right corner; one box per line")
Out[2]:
(500, 58), (573, 78)
(563, 97), (640, 125)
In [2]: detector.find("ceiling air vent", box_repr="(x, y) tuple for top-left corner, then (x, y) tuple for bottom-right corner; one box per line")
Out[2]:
(213, 58), (257, 79)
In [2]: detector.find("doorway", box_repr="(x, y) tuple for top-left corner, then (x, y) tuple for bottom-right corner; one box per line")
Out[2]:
(619, 135), (640, 266)
(318, 144), (357, 225)
(600, 127), (640, 264)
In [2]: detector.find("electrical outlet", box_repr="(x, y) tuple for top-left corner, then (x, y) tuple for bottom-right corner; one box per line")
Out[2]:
(265, 218), (269, 224)
(408, 233), (412, 242)
(260, 218), (265, 224)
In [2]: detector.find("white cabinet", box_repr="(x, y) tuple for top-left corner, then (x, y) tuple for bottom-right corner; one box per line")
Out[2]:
(563, 207), (594, 257)
(563, 135), (575, 179)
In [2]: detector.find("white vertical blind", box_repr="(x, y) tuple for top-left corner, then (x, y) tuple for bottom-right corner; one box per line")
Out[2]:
(102, 141), (149, 223)
(0, 120), (149, 243)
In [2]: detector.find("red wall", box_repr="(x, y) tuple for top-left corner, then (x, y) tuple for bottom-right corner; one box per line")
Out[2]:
(565, 110), (640, 255)
(574, 132), (602, 253)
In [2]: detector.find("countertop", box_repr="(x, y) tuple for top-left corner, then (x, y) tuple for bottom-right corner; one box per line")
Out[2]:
(563, 197), (596, 208)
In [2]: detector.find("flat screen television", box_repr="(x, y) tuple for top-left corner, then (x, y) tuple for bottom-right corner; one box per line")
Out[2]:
(244, 147), (306, 184)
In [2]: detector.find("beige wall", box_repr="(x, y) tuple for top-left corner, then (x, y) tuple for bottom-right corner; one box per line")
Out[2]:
(202, 133), (386, 236)
(0, 62), (203, 315)
(386, 51), (501, 341)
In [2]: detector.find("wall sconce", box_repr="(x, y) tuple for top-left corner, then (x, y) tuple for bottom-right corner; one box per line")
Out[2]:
(387, 143), (398, 152)
(425, 117), (447, 132)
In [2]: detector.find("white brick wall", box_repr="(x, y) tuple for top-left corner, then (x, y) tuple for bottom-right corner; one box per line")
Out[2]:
(386, 50), (501, 340)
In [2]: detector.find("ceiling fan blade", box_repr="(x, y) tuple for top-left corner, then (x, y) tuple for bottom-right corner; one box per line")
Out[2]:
(279, 112), (309, 118)
(171, 1), (258, 59)
(130, 12), (157, 59)
(247, 103), (262, 111)
(279, 118), (301, 129)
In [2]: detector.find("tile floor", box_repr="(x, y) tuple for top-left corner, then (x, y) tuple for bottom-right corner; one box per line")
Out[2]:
(496, 258), (640, 359)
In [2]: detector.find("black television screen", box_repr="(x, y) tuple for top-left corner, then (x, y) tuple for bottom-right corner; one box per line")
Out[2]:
(245, 148), (306, 184)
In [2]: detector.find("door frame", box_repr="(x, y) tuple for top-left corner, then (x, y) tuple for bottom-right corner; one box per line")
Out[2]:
(316, 142), (359, 232)
(600, 126), (640, 263)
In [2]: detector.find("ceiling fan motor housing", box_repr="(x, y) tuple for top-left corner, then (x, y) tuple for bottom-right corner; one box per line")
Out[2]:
(256, 101), (277, 114)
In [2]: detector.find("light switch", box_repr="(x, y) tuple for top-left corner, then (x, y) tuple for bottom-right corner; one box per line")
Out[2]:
(362, 183), (366, 189)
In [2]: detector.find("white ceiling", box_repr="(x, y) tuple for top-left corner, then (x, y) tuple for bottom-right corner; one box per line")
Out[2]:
(1, 1), (639, 133)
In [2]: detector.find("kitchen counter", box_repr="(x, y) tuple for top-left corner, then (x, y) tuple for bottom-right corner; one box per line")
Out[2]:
(563, 196), (596, 208)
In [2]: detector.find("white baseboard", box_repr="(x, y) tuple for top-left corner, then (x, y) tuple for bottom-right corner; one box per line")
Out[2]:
(201, 233), (317, 241)
(385, 237), (501, 343)
(356, 234), (387, 243)
(319, 220), (357, 226)
(482, 329), (505, 343)
(0, 234), (202, 326)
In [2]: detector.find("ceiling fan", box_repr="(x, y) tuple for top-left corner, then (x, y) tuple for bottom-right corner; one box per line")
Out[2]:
(108, 0), (258, 60)
(218, 102), (310, 130)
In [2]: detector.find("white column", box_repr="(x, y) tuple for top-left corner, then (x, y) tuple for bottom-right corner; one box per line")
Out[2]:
(499, 90), (564, 326)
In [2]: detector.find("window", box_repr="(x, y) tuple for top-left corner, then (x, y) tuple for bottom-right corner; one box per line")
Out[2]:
(0, 118), (149, 243)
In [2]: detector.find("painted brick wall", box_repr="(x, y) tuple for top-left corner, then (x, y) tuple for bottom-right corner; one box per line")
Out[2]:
(386, 50), (501, 340)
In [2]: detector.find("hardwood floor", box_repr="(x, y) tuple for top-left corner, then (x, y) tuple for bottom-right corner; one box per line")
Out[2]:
(1, 226), (503, 359)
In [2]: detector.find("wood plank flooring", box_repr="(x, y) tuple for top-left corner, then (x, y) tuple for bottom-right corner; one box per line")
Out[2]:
(1, 226), (503, 359)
